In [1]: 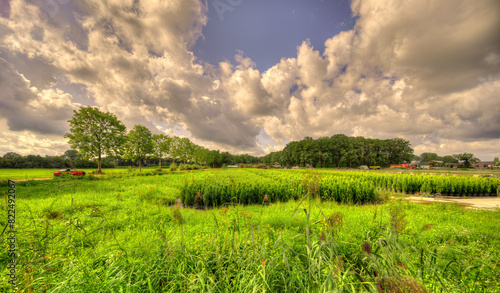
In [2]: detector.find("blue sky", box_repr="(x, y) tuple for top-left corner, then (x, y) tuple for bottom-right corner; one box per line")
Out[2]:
(194, 0), (355, 72)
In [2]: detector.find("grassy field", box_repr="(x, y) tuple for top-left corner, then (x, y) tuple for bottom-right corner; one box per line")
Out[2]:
(1, 170), (499, 292)
(0, 167), (160, 180)
(1, 166), (499, 181)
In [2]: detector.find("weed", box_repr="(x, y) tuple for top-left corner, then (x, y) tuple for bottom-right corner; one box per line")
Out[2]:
(389, 204), (407, 233)
(173, 206), (183, 224)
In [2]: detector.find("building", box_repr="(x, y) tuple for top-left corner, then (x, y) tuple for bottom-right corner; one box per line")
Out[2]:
(473, 161), (495, 168)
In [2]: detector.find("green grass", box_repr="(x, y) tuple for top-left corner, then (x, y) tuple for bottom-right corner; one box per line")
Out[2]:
(0, 167), (161, 180)
(2, 166), (499, 181)
(1, 170), (499, 292)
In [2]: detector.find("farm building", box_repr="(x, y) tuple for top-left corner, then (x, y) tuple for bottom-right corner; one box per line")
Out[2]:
(472, 161), (495, 168)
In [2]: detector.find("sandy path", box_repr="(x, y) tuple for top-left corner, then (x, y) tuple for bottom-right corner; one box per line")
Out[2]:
(0, 177), (53, 182)
(405, 196), (500, 210)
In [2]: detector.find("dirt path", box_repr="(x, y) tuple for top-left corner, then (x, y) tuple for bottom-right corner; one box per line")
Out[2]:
(0, 177), (53, 182)
(404, 196), (500, 210)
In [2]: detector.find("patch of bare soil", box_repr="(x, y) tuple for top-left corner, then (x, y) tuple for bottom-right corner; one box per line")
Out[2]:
(403, 196), (500, 210)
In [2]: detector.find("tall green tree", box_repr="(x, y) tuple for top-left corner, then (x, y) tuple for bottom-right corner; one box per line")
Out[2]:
(192, 145), (208, 166)
(442, 155), (458, 164)
(177, 137), (193, 164)
(64, 107), (126, 173)
(3, 152), (21, 160)
(63, 150), (79, 161)
(452, 153), (480, 168)
(152, 134), (172, 170)
(419, 152), (440, 162)
(124, 125), (154, 171)
(387, 138), (414, 164)
(494, 157), (500, 166)
(207, 150), (222, 168)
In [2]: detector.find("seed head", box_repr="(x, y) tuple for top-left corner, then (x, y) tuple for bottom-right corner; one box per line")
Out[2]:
(362, 241), (372, 255)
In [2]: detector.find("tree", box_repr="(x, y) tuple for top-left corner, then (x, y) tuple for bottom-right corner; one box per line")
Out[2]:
(177, 137), (193, 164)
(207, 150), (222, 168)
(387, 138), (414, 164)
(192, 145), (208, 166)
(63, 150), (79, 161)
(124, 125), (154, 171)
(65, 107), (126, 173)
(3, 152), (21, 160)
(452, 153), (480, 168)
(442, 155), (458, 164)
(152, 134), (172, 170)
(493, 157), (499, 166)
(419, 152), (440, 162)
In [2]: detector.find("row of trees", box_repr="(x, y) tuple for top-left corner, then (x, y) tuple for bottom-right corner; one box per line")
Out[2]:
(64, 107), (260, 172)
(415, 152), (459, 164)
(0, 148), (261, 170)
(7, 106), (493, 171)
(0, 151), (117, 169)
(261, 135), (414, 168)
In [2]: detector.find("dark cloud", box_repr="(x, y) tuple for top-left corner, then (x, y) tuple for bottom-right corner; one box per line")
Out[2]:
(0, 57), (77, 135)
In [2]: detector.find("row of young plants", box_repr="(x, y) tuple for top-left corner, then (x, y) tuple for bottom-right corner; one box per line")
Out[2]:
(181, 170), (500, 207)
(366, 173), (500, 195)
(181, 169), (378, 206)
(263, 170), (499, 196)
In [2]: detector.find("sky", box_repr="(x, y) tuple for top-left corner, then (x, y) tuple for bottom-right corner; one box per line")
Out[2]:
(0, 0), (499, 160)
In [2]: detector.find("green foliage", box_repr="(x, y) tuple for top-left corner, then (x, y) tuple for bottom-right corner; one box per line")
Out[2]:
(1, 172), (499, 292)
(64, 106), (126, 172)
(151, 134), (172, 170)
(262, 135), (414, 167)
(453, 153), (480, 168)
(123, 125), (154, 171)
(420, 152), (440, 162)
(181, 169), (379, 206)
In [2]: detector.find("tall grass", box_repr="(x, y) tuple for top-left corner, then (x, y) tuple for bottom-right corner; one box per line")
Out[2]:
(0, 171), (499, 292)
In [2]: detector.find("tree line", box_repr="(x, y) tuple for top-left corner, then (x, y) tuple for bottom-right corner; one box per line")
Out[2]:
(63, 107), (260, 172)
(261, 135), (414, 168)
(14, 106), (497, 171)
(0, 151), (116, 169)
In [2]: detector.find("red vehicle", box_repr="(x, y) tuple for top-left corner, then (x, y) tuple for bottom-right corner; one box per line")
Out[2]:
(54, 169), (86, 176)
(390, 164), (409, 169)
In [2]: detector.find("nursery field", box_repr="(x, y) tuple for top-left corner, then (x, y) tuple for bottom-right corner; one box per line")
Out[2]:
(372, 168), (500, 176)
(1, 169), (500, 292)
(182, 169), (500, 207)
(2, 166), (500, 181)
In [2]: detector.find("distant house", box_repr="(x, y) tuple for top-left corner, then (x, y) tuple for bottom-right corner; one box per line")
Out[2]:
(474, 161), (495, 168)
(419, 160), (444, 167)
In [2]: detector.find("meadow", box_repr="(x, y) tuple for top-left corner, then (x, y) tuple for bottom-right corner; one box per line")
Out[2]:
(1, 169), (499, 292)
(2, 166), (499, 181)
(0, 167), (151, 180)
